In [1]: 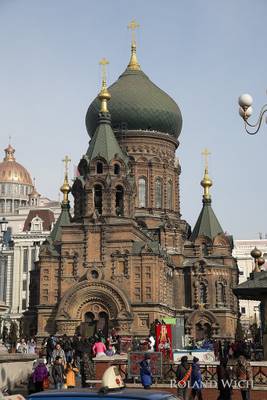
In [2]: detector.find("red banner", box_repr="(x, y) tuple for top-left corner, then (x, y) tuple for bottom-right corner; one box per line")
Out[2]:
(156, 324), (173, 360)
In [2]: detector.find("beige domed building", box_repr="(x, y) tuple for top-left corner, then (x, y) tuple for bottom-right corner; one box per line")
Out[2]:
(0, 145), (35, 214)
(0, 144), (61, 329)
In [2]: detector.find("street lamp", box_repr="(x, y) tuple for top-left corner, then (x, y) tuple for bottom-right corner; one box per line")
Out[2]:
(0, 218), (8, 234)
(0, 218), (8, 250)
(238, 93), (267, 135)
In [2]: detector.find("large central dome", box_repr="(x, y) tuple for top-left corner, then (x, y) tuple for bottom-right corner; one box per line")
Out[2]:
(0, 145), (33, 185)
(86, 55), (182, 138)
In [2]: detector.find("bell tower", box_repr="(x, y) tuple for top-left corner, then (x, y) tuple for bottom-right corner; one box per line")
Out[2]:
(72, 59), (135, 221)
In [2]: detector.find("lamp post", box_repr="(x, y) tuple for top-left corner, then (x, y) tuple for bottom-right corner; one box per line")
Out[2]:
(0, 218), (8, 250)
(238, 93), (267, 135)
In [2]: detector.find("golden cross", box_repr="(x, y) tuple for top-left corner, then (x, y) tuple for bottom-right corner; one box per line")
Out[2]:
(127, 19), (140, 45)
(201, 148), (211, 169)
(99, 57), (109, 83)
(62, 155), (71, 177)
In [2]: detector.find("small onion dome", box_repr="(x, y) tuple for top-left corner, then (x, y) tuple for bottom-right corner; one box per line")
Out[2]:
(86, 68), (182, 138)
(201, 168), (213, 200)
(251, 247), (262, 259)
(257, 257), (265, 267)
(0, 145), (33, 186)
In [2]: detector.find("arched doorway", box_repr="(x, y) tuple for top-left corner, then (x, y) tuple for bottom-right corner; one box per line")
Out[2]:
(79, 311), (109, 338)
(97, 312), (109, 337)
(80, 312), (96, 337)
(185, 310), (220, 341)
(55, 281), (133, 337)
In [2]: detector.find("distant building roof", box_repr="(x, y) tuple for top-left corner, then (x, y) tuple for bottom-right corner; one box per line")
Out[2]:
(233, 271), (267, 299)
(23, 209), (55, 232)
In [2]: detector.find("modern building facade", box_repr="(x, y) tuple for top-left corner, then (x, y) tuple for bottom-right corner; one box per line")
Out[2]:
(27, 32), (239, 341)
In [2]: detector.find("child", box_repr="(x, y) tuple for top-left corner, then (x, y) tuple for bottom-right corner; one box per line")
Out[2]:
(65, 362), (79, 389)
(52, 356), (65, 390)
(105, 345), (115, 357)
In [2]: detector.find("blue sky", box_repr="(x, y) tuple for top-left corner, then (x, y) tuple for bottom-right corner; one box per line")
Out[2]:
(0, 0), (267, 239)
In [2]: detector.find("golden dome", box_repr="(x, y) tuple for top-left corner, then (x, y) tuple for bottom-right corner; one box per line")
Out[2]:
(0, 145), (33, 186)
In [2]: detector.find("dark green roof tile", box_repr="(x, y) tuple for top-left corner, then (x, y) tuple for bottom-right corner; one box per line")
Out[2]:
(86, 69), (182, 138)
(50, 203), (71, 243)
(86, 113), (128, 164)
(190, 198), (223, 241)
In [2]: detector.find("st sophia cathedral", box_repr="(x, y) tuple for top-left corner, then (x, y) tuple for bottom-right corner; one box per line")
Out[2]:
(26, 22), (239, 342)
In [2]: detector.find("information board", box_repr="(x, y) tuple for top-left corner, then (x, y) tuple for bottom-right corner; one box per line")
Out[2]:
(128, 352), (162, 378)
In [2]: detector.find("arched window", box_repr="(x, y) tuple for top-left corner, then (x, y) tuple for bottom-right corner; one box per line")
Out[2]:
(114, 164), (120, 175)
(217, 282), (226, 305)
(115, 185), (124, 216)
(199, 283), (207, 304)
(96, 162), (103, 174)
(155, 178), (163, 208)
(167, 180), (173, 209)
(84, 312), (95, 326)
(30, 216), (43, 232)
(138, 178), (147, 208)
(94, 184), (102, 214)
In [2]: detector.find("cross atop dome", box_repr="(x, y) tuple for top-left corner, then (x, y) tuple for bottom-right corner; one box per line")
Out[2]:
(128, 19), (140, 46)
(127, 19), (140, 71)
(60, 155), (71, 204)
(98, 58), (111, 113)
(201, 148), (212, 201)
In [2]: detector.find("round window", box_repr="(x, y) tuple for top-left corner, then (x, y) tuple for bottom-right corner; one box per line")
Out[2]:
(91, 270), (99, 279)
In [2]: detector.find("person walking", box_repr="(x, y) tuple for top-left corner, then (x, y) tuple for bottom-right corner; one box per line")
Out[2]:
(52, 356), (65, 390)
(73, 334), (83, 372)
(236, 356), (252, 400)
(140, 353), (152, 389)
(32, 359), (49, 393)
(65, 362), (79, 389)
(51, 343), (66, 365)
(176, 356), (192, 400)
(61, 334), (73, 363)
(216, 358), (232, 400)
(46, 335), (56, 364)
(189, 357), (203, 400)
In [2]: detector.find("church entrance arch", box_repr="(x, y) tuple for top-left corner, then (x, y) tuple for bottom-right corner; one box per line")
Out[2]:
(185, 309), (220, 341)
(80, 308), (109, 337)
(55, 281), (133, 337)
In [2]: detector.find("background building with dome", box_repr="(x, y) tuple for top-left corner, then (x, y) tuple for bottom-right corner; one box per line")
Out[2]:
(0, 144), (61, 328)
(27, 27), (238, 341)
(0, 144), (34, 214)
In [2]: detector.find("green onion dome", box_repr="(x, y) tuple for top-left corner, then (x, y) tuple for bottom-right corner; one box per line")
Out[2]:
(86, 67), (182, 138)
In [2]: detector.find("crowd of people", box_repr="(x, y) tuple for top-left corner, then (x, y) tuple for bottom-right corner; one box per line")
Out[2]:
(2, 329), (258, 399)
(175, 354), (252, 400)
(212, 339), (262, 361)
(26, 329), (121, 393)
